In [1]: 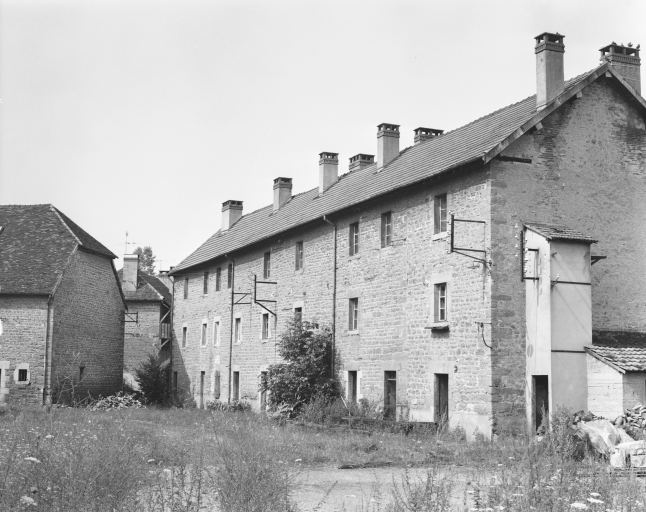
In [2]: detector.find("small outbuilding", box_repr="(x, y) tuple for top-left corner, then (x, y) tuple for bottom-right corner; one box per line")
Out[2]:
(0, 204), (125, 406)
(586, 332), (646, 420)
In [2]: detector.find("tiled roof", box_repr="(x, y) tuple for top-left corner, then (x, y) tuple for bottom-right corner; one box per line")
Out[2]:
(116, 269), (172, 304)
(525, 223), (597, 243)
(0, 204), (115, 296)
(170, 67), (607, 275)
(586, 334), (646, 373)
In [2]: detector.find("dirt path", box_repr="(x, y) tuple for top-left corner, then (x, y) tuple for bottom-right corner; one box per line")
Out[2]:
(292, 464), (477, 511)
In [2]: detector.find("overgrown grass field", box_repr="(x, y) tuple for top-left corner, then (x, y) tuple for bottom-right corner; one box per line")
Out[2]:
(1, 406), (645, 511)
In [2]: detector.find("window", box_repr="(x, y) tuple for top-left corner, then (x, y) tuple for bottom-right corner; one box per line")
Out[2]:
(263, 251), (271, 279)
(215, 267), (222, 291)
(173, 371), (178, 397)
(262, 313), (270, 339)
(227, 263), (233, 289)
(234, 317), (241, 343)
(183, 277), (189, 299)
(201, 321), (208, 346)
(203, 271), (209, 294)
(434, 194), (448, 234)
(347, 371), (358, 403)
(295, 241), (304, 270)
(182, 326), (187, 348)
(381, 212), (392, 247)
(294, 307), (302, 323)
(349, 222), (359, 256)
(434, 283), (447, 322)
(17, 369), (28, 382)
(79, 366), (85, 381)
(349, 298), (359, 331)
(213, 320), (220, 346)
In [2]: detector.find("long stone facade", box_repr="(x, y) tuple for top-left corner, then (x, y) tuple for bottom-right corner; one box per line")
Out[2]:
(170, 35), (646, 437)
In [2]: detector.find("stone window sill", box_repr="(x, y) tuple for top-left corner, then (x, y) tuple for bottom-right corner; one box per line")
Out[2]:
(347, 330), (360, 336)
(432, 232), (448, 241)
(426, 321), (449, 331)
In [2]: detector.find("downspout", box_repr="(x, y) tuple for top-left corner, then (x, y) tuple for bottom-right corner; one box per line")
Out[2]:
(43, 295), (54, 406)
(169, 279), (175, 399)
(228, 258), (235, 403)
(322, 215), (337, 378)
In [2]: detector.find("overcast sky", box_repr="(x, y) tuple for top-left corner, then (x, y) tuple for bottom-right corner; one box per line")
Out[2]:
(1, 0), (644, 271)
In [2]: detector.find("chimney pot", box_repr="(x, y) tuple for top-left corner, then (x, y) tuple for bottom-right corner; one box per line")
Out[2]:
(349, 153), (375, 171)
(318, 152), (339, 193)
(221, 200), (243, 230)
(413, 127), (443, 145)
(122, 254), (139, 292)
(600, 42), (641, 94)
(535, 32), (565, 110)
(273, 177), (293, 210)
(377, 123), (400, 168)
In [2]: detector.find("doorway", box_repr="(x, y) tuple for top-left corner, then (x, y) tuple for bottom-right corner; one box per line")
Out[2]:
(384, 371), (397, 419)
(199, 371), (205, 409)
(260, 371), (268, 412)
(533, 375), (549, 432)
(232, 371), (240, 401)
(434, 373), (449, 428)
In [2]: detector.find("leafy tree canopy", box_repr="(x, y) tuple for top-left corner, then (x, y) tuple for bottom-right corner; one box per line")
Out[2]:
(134, 246), (156, 275)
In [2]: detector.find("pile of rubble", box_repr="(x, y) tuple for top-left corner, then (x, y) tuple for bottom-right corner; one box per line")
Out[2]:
(573, 405), (646, 470)
(613, 404), (646, 438)
(88, 392), (145, 411)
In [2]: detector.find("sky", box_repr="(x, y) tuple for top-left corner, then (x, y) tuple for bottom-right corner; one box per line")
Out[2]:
(1, 0), (644, 271)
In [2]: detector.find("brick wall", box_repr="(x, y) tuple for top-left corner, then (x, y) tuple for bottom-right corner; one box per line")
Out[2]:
(51, 249), (125, 401)
(0, 296), (49, 406)
(490, 78), (646, 433)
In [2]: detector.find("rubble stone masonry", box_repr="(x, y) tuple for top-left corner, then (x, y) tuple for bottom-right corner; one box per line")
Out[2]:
(51, 249), (125, 401)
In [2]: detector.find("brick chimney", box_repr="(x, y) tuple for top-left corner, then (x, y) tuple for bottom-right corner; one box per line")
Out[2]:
(414, 127), (443, 145)
(221, 200), (243, 230)
(349, 153), (375, 172)
(122, 254), (138, 292)
(377, 123), (400, 168)
(600, 42), (641, 95)
(273, 177), (292, 211)
(535, 32), (565, 110)
(319, 152), (338, 193)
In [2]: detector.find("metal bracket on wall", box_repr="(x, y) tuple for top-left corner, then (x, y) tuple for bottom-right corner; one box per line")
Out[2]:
(254, 274), (277, 317)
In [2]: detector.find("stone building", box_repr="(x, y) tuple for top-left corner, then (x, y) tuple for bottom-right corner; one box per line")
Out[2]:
(118, 254), (172, 388)
(169, 33), (646, 437)
(0, 204), (125, 406)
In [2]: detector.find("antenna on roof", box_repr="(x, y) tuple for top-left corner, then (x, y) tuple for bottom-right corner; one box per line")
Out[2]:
(124, 231), (137, 255)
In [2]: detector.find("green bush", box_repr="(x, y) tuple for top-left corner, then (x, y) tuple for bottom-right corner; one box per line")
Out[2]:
(261, 320), (340, 417)
(135, 354), (169, 405)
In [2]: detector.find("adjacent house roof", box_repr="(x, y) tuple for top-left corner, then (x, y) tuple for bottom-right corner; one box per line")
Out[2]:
(524, 223), (597, 243)
(116, 269), (172, 304)
(586, 337), (646, 373)
(171, 63), (646, 275)
(0, 204), (116, 296)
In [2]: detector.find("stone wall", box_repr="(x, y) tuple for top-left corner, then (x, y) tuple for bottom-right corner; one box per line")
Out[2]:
(490, 78), (646, 433)
(51, 249), (125, 401)
(124, 300), (165, 381)
(0, 296), (49, 406)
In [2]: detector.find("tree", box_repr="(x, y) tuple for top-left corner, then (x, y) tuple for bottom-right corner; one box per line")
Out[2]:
(261, 320), (340, 415)
(134, 246), (156, 275)
(135, 354), (169, 405)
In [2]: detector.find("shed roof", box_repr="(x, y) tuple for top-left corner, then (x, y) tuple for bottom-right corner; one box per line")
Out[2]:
(171, 63), (646, 275)
(524, 223), (597, 243)
(586, 339), (646, 373)
(0, 204), (116, 296)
